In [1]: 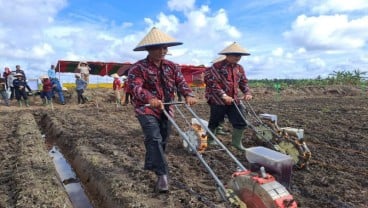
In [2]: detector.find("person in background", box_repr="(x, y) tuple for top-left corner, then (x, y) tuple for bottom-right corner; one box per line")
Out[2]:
(122, 75), (131, 105)
(13, 73), (29, 107)
(48, 64), (57, 79)
(50, 77), (65, 105)
(39, 75), (53, 106)
(7, 70), (16, 100)
(75, 73), (87, 105)
(204, 42), (253, 151)
(15, 65), (32, 93)
(77, 62), (91, 85)
(3, 67), (11, 89)
(112, 73), (122, 105)
(0, 77), (9, 106)
(127, 27), (197, 193)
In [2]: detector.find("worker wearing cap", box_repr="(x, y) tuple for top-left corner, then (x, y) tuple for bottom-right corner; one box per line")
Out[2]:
(13, 73), (29, 107)
(77, 62), (91, 85)
(40, 75), (53, 106)
(127, 27), (197, 193)
(204, 42), (253, 151)
(111, 73), (122, 105)
(15, 65), (32, 93)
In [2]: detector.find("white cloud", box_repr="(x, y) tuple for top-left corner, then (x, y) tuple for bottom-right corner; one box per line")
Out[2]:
(295, 0), (368, 14)
(272, 48), (284, 57)
(186, 6), (210, 29)
(144, 13), (180, 33)
(297, 48), (306, 54)
(311, 0), (368, 14)
(168, 0), (195, 12)
(0, 0), (67, 28)
(284, 14), (368, 51)
(308, 57), (326, 68)
(32, 43), (55, 58)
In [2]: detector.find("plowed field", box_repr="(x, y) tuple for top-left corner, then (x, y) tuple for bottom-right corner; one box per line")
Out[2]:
(0, 86), (367, 208)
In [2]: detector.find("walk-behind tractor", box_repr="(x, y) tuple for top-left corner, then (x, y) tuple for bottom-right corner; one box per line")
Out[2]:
(163, 102), (298, 208)
(235, 101), (311, 169)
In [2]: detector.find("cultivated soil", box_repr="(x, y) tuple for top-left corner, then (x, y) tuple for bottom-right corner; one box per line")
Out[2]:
(0, 86), (367, 208)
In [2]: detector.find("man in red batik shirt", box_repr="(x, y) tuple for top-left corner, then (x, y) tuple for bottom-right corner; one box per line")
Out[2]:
(205, 42), (253, 151)
(127, 27), (197, 193)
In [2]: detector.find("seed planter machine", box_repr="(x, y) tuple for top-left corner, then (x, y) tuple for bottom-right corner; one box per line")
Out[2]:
(162, 102), (298, 208)
(235, 101), (311, 169)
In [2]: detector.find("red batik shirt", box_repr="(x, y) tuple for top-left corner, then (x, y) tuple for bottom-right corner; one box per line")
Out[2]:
(113, 78), (122, 90)
(204, 59), (251, 105)
(42, 79), (53, 92)
(127, 57), (194, 118)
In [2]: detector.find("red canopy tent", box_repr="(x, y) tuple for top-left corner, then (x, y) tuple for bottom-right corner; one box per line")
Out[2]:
(55, 60), (132, 77)
(180, 65), (206, 87)
(55, 60), (206, 85)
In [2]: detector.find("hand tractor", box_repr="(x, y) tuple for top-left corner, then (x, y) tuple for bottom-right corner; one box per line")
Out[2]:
(162, 102), (298, 208)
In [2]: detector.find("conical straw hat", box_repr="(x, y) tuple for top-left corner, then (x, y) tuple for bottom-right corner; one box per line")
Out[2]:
(219, 42), (250, 56)
(211, 55), (226, 63)
(133, 27), (183, 51)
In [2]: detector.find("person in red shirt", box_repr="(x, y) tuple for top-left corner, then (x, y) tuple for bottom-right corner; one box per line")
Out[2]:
(127, 27), (197, 193)
(111, 73), (122, 105)
(204, 42), (253, 151)
(40, 75), (53, 106)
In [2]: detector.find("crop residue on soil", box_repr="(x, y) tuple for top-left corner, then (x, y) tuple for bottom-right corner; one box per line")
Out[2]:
(0, 87), (367, 208)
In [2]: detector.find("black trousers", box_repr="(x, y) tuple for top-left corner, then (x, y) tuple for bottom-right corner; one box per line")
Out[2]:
(124, 93), (131, 104)
(15, 89), (28, 100)
(137, 114), (171, 176)
(208, 104), (246, 130)
(76, 89), (85, 104)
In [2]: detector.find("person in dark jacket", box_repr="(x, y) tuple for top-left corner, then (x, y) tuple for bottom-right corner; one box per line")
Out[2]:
(13, 73), (29, 107)
(15, 65), (32, 93)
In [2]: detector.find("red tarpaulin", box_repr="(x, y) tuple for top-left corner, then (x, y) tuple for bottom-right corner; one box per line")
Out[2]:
(55, 60), (132, 77)
(55, 60), (206, 85)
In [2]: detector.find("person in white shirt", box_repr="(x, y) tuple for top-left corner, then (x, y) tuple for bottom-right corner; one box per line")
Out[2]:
(77, 61), (91, 84)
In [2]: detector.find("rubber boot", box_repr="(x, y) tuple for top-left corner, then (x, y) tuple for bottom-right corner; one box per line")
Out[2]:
(207, 128), (219, 146)
(25, 99), (29, 107)
(18, 100), (22, 107)
(231, 128), (246, 151)
(42, 99), (47, 106)
(155, 175), (169, 193)
(216, 125), (229, 135)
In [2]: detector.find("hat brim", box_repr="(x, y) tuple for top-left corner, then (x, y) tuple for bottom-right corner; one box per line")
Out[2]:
(219, 52), (251, 56)
(133, 42), (183, 51)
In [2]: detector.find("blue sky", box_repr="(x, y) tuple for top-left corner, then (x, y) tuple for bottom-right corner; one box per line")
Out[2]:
(0, 0), (367, 82)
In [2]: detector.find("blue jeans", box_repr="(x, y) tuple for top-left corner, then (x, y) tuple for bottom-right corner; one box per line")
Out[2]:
(137, 114), (171, 176)
(52, 89), (65, 103)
